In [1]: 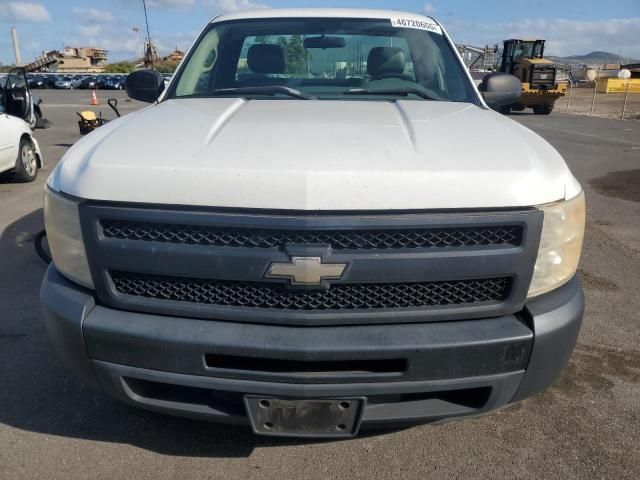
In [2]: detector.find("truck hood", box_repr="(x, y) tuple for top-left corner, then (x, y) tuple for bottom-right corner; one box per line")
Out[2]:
(53, 98), (579, 210)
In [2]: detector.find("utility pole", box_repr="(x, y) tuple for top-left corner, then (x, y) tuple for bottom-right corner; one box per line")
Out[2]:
(142, 0), (154, 68)
(590, 67), (600, 116)
(132, 27), (141, 60)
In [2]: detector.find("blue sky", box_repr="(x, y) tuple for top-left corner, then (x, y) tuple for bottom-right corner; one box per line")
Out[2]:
(1, 0), (639, 65)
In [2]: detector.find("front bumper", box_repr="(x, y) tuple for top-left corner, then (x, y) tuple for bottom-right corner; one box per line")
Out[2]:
(41, 266), (584, 435)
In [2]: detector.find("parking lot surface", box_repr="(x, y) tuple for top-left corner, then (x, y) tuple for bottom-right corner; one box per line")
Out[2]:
(0, 90), (639, 480)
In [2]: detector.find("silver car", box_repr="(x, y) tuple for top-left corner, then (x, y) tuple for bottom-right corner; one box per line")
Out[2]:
(54, 76), (73, 89)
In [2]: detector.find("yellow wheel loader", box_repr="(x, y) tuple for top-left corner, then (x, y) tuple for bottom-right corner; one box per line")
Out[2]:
(498, 39), (566, 115)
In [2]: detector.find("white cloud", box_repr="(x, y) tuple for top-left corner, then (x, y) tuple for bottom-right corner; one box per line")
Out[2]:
(0, 1), (51, 22)
(445, 17), (640, 58)
(423, 3), (436, 14)
(78, 25), (103, 37)
(210, 0), (270, 14)
(72, 8), (114, 23)
(65, 29), (141, 58)
(70, 8), (115, 47)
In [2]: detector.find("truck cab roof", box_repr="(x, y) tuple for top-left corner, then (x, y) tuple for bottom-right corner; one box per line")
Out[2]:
(211, 8), (440, 23)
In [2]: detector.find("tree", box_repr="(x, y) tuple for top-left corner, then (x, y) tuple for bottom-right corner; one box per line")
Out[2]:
(0, 63), (17, 73)
(104, 62), (135, 73)
(154, 60), (180, 73)
(286, 35), (309, 75)
(276, 35), (309, 75)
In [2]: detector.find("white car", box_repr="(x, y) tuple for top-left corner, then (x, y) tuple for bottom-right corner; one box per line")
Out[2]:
(0, 111), (42, 181)
(42, 9), (585, 438)
(0, 69), (43, 181)
(55, 76), (74, 89)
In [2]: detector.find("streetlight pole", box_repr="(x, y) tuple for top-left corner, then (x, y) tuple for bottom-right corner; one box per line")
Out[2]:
(132, 27), (141, 60)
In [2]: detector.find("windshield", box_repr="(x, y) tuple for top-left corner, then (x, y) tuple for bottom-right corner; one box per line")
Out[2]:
(513, 42), (544, 60)
(169, 17), (478, 103)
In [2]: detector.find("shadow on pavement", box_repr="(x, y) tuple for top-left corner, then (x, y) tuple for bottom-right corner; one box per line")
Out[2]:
(0, 208), (336, 458)
(506, 111), (540, 117)
(0, 171), (18, 184)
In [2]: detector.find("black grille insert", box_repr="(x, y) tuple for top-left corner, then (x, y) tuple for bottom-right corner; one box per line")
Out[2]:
(101, 220), (522, 250)
(205, 355), (407, 375)
(111, 271), (511, 311)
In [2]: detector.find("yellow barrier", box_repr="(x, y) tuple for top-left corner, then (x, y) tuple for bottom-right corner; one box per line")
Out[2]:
(596, 78), (640, 94)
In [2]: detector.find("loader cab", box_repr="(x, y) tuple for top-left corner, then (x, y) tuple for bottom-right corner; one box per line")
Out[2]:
(500, 39), (546, 76)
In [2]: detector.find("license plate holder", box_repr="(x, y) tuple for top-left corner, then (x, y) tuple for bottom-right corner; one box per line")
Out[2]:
(244, 396), (366, 438)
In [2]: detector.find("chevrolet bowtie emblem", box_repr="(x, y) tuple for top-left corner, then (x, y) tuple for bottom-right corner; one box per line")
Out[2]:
(266, 257), (347, 286)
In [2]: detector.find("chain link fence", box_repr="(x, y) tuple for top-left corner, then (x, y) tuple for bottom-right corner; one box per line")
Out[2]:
(555, 82), (640, 121)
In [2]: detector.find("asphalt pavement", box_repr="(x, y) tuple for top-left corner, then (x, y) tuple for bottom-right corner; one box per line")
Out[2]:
(0, 90), (639, 479)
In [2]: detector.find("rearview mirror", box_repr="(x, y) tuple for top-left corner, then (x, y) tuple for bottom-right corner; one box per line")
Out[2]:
(479, 73), (522, 110)
(303, 36), (346, 49)
(125, 69), (165, 103)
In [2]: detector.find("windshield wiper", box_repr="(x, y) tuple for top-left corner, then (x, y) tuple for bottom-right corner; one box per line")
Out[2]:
(343, 88), (436, 100)
(210, 86), (316, 100)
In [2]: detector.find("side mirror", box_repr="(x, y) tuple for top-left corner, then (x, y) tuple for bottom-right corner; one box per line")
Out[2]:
(479, 73), (522, 110)
(125, 69), (165, 103)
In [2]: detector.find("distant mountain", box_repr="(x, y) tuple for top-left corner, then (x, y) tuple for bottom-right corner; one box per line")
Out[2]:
(551, 51), (639, 66)
(566, 51), (621, 61)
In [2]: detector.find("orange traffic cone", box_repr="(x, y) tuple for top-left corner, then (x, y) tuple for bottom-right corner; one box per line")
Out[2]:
(91, 89), (99, 106)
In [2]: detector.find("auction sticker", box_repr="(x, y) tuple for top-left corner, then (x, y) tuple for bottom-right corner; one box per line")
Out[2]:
(390, 17), (442, 35)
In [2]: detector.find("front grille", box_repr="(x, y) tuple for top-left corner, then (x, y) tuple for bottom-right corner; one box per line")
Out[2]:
(101, 220), (522, 250)
(84, 204), (541, 324)
(531, 66), (556, 89)
(111, 271), (511, 311)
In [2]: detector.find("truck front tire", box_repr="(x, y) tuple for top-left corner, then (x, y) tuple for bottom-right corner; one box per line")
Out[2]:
(533, 104), (554, 115)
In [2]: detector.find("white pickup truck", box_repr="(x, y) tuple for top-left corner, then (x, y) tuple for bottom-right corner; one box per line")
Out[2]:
(41, 9), (585, 438)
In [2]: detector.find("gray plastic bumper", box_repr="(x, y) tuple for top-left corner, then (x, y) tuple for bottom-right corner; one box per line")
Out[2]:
(41, 265), (584, 430)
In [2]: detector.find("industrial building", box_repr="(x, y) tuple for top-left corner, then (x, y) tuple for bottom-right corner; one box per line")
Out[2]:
(164, 49), (184, 63)
(18, 47), (108, 73)
(7, 26), (109, 73)
(55, 47), (108, 73)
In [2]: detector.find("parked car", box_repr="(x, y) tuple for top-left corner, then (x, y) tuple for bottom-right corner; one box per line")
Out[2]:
(0, 69), (44, 181)
(95, 76), (109, 89)
(54, 76), (74, 89)
(41, 9), (585, 438)
(117, 76), (128, 89)
(40, 75), (59, 89)
(97, 76), (125, 90)
(29, 74), (55, 89)
(28, 75), (46, 89)
(74, 76), (98, 89)
(70, 76), (86, 89)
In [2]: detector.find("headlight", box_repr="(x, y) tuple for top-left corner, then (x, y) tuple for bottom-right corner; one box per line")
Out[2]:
(528, 191), (585, 298)
(44, 186), (94, 289)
